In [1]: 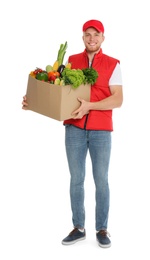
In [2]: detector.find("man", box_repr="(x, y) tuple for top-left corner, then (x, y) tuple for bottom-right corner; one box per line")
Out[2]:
(61, 19), (123, 248)
(22, 19), (123, 248)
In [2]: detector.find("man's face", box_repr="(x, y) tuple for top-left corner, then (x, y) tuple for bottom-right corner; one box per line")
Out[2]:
(82, 27), (105, 53)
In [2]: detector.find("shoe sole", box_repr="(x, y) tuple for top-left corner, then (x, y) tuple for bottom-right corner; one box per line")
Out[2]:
(97, 238), (111, 248)
(62, 236), (86, 245)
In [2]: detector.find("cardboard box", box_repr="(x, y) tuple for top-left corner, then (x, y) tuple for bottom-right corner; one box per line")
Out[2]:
(26, 75), (91, 121)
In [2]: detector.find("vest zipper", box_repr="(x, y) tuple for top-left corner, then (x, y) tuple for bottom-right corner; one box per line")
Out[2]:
(84, 114), (89, 129)
(84, 56), (95, 129)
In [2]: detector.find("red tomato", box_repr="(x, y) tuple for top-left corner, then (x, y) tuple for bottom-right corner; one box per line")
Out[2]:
(33, 68), (43, 75)
(49, 75), (56, 81)
(48, 71), (54, 79)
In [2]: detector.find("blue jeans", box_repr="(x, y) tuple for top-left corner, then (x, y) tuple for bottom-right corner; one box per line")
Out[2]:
(65, 125), (112, 231)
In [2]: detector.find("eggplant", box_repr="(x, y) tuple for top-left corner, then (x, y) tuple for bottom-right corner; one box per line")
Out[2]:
(57, 64), (65, 76)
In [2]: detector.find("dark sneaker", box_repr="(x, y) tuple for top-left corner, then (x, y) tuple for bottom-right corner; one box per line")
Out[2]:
(62, 228), (86, 245)
(96, 230), (111, 248)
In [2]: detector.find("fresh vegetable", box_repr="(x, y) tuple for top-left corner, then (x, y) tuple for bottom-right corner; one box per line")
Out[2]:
(57, 41), (68, 66)
(61, 68), (85, 88)
(29, 71), (36, 78)
(29, 67), (46, 78)
(52, 41), (68, 71)
(60, 67), (98, 87)
(82, 67), (98, 85)
(60, 79), (65, 86)
(65, 62), (72, 69)
(54, 78), (61, 85)
(36, 72), (48, 82)
(52, 60), (59, 71)
(46, 65), (53, 73)
(45, 41), (67, 72)
(53, 71), (60, 77)
(33, 67), (43, 75)
(57, 64), (65, 76)
(48, 71), (60, 80)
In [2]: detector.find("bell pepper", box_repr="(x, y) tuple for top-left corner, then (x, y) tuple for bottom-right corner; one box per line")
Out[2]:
(36, 72), (48, 82)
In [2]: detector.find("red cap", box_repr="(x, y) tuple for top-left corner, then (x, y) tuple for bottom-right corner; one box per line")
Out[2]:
(82, 20), (104, 33)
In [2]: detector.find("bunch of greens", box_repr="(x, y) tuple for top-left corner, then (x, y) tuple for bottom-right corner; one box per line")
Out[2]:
(61, 67), (98, 88)
(82, 67), (98, 85)
(61, 68), (85, 88)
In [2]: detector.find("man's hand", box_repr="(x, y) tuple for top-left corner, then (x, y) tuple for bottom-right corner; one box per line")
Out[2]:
(72, 97), (90, 119)
(22, 95), (28, 110)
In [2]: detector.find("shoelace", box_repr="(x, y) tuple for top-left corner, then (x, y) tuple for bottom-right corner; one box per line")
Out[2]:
(98, 230), (111, 237)
(69, 228), (79, 235)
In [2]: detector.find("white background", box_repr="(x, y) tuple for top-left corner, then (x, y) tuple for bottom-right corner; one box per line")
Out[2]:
(0, 0), (150, 259)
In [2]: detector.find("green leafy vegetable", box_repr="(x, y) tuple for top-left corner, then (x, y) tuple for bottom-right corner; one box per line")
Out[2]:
(82, 67), (98, 85)
(61, 67), (98, 88)
(61, 68), (85, 88)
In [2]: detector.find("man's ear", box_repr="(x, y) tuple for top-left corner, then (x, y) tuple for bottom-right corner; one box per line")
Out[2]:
(102, 35), (105, 42)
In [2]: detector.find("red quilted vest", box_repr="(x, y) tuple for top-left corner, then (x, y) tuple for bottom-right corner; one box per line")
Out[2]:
(64, 48), (120, 131)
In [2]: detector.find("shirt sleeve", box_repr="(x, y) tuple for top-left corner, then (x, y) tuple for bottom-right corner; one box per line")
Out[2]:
(109, 63), (123, 86)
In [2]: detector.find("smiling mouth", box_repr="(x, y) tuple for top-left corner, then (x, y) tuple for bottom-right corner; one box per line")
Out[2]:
(89, 41), (97, 45)
(89, 43), (96, 47)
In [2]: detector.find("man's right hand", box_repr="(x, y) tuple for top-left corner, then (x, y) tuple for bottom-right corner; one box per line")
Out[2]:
(22, 95), (28, 110)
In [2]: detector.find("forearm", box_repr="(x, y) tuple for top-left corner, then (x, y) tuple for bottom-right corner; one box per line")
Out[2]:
(89, 94), (123, 111)
(72, 86), (123, 119)
(89, 86), (123, 111)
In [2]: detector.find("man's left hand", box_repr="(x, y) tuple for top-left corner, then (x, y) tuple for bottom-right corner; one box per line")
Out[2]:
(72, 97), (90, 119)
